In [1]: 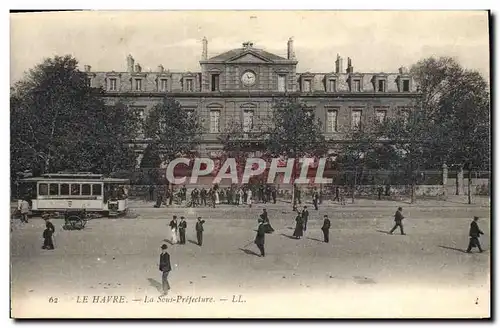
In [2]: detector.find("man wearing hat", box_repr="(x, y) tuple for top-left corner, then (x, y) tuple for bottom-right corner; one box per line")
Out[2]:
(178, 217), (187, 245)
(301, 206), (309, 232)
(42, 216), (55, 250)
(159, 244), (172, 295)
(466, 216), (485, 253)
(254, 218), (266, 257)
(389, 207), (406, 235)
(195, 217), (205, 246)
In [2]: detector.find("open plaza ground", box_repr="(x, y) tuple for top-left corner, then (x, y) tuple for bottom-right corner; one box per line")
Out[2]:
(10, 197), (491, 318)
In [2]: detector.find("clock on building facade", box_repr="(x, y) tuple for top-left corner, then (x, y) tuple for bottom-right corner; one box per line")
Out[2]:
(241, 70), (256, 87)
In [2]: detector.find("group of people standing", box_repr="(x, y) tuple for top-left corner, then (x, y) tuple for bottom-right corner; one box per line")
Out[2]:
(168, 216), (205, 246)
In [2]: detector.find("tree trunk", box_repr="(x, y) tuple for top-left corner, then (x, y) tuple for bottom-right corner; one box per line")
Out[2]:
(352, 166), (357, 204)
(291, 156), (297, 211)
(468, 169), (472, 204)
(411, 180), (415, 204)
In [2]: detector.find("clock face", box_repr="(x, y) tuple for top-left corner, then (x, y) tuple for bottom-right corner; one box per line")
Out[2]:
(241, 71), (256, 87)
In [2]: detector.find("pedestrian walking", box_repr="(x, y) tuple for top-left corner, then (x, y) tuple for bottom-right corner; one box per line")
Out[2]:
(42, 217), (55, 250)
(389, 207), (406, 235)
(254, 218), (266, 257)
(312, 188), (319, 210)
(159, 244), (172, 295)
(20, 199), (30, 223)
(293, 212), (304, 239)
(247, 189), (253, 208)
(195, 217), (205, 246)
(200, 188), (207, 206)
(466, 216), (484, 253)
(178, 217), (187, 245)
(302, 206), (309, 232)
(169, 216), (178, 244)
(333, 186), (340, 202)
(321, 215), (331, 243)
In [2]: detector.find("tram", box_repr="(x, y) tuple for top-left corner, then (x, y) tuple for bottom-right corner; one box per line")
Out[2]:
(17, 172), (130, 216)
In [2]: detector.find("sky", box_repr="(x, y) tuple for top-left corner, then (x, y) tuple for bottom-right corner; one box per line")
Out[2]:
(10, 11), (490, 83)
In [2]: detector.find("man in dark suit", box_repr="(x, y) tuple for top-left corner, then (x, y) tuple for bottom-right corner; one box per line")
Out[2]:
(389, 207), (405, 235)
(159, 244), (172, 295)
(302, 206), (309, 232)
(254, 219), (266, 257)
(466, 216), (484, 253)
(312, 188), (319, 210)
(195, 217), (205, 246)
(42, 217), (55, 250)
(321, 215), (331, 243)
(178, 217), (187, 244)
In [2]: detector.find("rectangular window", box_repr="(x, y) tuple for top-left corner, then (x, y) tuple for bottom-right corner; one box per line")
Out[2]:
(109, 78), (117, 91)
(39, 183), (48, 196)
(135, 78), (142, 91)
(403, 80), (410, 92)
(352, 79), (361, 92)
(86, 77), (92, 87)
(327, 110), (338, 132)
(211, 74), (220, 92)
(92, 184), (102, 196)
(210, 110), (220, 133)
(60, 183), (69, 195)
(70, 184), (81, 196)
(278, 75), (286, 92)
(303, 80), (311, 92)
(82, 184), (91, 196)
(351, 110), (362, 130)
(378, 80), (386, 92)
(160, 79), (168, 92)
(49, 184), (59, 196)
(328, 79), (337, 92)
(375, 110), (387, 124)
(243, 110), (254, 132)
(186, 79), (194, 92)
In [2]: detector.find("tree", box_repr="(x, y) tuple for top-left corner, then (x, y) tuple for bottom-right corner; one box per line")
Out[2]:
(382, 108), (436, 203)
(337, 119), (389, 202)
(409, 57), (490, 203)
(143, 96), (202, 186)
(265, 97), (327, 208)
(10, 55), (139, 179)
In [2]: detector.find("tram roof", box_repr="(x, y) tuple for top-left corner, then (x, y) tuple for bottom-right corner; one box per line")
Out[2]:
(18, 177), (130, 183)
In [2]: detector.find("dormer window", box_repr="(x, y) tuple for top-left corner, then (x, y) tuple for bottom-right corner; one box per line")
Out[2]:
(372, 74), (387, 93)
(109, 78), (117, 91)
(378, 80), (386, 92)
(304, 80), (311, 92)
(402, 79), (410, 92)
(352, 79), (361, 92)
(328, 79), (337, 92)
(159, 78), (168, 92)
(134, 78), (142, 91)
(184, 78), (194, 92)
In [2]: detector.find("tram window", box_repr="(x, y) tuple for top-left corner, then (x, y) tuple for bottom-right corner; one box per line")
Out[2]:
(49, 184), (59, 196)
(70, 184), (81, 195)
(60, 184), (69, 195)
(82, 184), (91, 196)
(39, 183), (48, 196)
(92, 184), (102, 196)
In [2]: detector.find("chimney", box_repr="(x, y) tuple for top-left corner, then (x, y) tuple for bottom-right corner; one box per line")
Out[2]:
(335, 54), (343, 74)
(157, 65), (164, 73)
(202, 37), (208, 60)
(135, 63), (142, 73)
(346, 57), (353, 74)
(127, 54), (135, 72)
(399, 66), (408, 74)
(287, 37), (296, 60)
(84, 65), (91, 72)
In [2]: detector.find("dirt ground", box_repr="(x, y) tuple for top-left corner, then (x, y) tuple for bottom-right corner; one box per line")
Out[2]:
(10, 202), (491, 318)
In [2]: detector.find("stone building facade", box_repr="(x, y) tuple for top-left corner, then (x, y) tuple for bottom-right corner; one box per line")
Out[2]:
(84, 38), (420, 165)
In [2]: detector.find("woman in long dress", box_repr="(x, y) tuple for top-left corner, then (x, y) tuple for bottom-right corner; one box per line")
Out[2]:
(292, 213), (303, 239)
(261, 209), (274, 233)
(247, 189), (253, 208)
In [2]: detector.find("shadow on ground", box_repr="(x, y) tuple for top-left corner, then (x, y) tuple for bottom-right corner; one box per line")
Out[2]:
(238, 248), (260, 257)
(147, 278), (162, 293)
